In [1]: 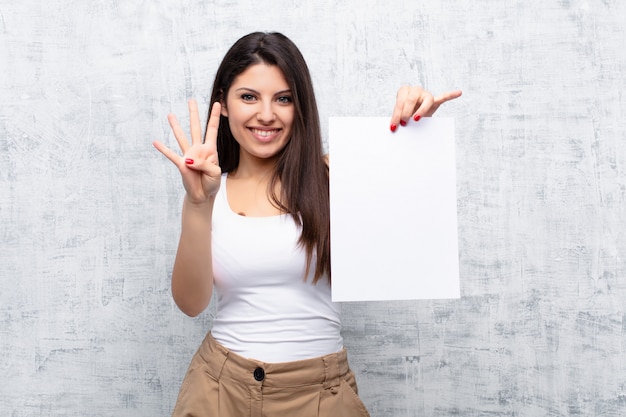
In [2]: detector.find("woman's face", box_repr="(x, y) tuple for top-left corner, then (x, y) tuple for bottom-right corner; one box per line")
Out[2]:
(221, 63), (295, 164)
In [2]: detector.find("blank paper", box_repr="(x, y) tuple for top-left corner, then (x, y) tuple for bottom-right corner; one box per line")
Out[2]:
(328, 117), (460, 302)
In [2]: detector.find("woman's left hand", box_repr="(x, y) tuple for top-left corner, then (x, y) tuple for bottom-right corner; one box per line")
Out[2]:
(389, 86), (462, 132)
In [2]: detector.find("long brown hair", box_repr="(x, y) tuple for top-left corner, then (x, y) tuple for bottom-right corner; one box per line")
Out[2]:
(207, 32), (330, 284)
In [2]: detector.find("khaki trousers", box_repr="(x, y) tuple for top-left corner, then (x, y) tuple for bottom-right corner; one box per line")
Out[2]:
(172, 333), (370, 417)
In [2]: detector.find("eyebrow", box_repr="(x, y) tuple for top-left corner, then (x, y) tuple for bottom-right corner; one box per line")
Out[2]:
(234, 87), (292, 96)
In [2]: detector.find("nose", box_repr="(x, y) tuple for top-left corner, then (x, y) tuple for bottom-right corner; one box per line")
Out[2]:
(257, 102), (276, 123)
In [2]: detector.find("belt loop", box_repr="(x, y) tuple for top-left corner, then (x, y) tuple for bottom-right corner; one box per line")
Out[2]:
(322, 353), (341, 390)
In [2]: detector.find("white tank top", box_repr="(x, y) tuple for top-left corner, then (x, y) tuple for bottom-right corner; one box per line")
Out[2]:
(210, 174), (343, 363)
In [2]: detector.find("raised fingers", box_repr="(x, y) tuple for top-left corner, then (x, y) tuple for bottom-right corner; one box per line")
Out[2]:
(203, 102), (221, 148)
(167, 113), (191, 155)
(152, 140), (183, 167)
(188, 99), (203, 145)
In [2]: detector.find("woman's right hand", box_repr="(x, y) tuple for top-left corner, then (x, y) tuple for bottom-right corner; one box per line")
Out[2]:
(153, 100), (223, 204)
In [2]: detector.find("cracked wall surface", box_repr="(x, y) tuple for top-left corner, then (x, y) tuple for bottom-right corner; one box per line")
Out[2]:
(1, 1), (625, 416)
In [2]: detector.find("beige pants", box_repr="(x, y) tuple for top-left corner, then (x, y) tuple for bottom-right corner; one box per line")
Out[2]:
(172, 333), (370, 417)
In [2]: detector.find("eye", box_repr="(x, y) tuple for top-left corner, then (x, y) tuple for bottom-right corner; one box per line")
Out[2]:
(277, 95), (293, 104)
(241, 93), (256, 101)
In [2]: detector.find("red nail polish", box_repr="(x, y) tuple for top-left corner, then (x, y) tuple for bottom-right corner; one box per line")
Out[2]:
(400, 120), (407, 127)
(390, 124), (397, 132)
(185, 158), (194, 165)
(413, 115), (421, 122)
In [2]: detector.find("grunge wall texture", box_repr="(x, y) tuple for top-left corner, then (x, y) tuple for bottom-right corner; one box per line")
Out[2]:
(1, 0), (625, 416)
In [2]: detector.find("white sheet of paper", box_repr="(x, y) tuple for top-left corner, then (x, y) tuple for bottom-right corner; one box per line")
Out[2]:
(328, 117), (460, 302)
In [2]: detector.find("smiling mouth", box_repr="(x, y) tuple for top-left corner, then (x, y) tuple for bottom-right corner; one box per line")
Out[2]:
(250, 128), (281, 138)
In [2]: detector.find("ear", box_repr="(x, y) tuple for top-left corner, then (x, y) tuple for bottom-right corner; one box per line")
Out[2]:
(218, 89), (228, 117)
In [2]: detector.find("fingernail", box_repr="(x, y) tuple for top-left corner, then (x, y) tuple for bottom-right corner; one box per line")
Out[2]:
(413, 115), (421, 122)
(400, 120), (407, 127)
(390, 124), (397, 132)
(185, 158), (194, 165)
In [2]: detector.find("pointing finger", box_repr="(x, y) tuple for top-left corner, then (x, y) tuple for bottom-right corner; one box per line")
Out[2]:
(435, 89), (463, 105)
(425, 90), (463, 117)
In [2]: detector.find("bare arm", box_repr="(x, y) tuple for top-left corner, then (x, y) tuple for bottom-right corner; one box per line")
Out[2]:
(170, 197), (215, 316)
(153, 100), (222, 316)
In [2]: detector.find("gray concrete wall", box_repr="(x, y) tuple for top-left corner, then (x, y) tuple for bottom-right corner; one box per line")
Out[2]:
(1, 0), (625, 416)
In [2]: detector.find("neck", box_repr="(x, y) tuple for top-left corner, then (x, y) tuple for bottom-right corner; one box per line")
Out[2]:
(231, 153), (279, 180)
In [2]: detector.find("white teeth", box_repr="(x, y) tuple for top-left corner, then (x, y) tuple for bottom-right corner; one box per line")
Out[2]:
(251, 128), (278, 137)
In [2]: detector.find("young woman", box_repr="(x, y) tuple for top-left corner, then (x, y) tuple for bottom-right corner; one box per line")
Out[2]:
(153, 32), (461, 417)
